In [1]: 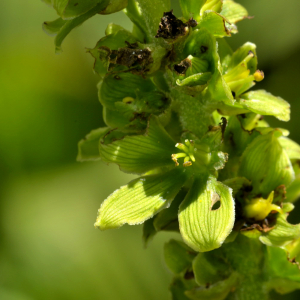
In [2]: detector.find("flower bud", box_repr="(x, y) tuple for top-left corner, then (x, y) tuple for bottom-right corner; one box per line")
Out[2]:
(243, 191), (283, 221)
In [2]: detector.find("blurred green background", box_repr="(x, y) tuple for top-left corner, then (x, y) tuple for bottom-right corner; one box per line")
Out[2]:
(0, 1), (300, 299)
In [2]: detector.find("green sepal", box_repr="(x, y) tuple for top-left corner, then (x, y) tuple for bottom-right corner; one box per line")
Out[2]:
(77, 127), (109, 161)
(164, 239), (197, 274)
(217, 38), (233, 65)
(223, 114), (263, 156)
(222, 177), (251, 196)
(198, 11), (230, 38)
(124, 0), (170, 43)
(103, 106), (145, 132)
(193, 250), (231, 286)
(99, 72), (156, 110)
(142, 218), (157, 247)
(220, 0), (248, 24)
(200, 0), (223, 16)
(50, 0), (127, 20)
(238, 90), (290, 122)
(279, 137), (300, 160)
(88, 27), (138, 76)
(43, 2), (109, 52)
(176, 72), (212, 87)
(286, 163), (300, 203)
(95, 167), (187, 230)
(42, 18), (67, 36)
(170, 276), (197, 300)
(179, 0), (206, 22)
(207, 69), (234, 105)
(99, 116), (176, 174)
(179, 177), (235, 252)
(183, 28), (217, 69)
(259, 212), (300, 248)
(266, 246), (300, 294)
(239, 130), (295, 196)
(227, 42), (257, 75)
(185, 272), (239, 300)
(154, 189), (187, 232)
(50, 0), (105, 19)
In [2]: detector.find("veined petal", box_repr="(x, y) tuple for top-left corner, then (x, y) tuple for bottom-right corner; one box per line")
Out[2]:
(99, 116), (176, 174)
(179, 177), (235, 252)
(227, 42), (257, 75)
(95, 168), (187, 230)
(77, 127), (109, 161)
(200, 0), (223, 16)
(239, 130), (295, 195)
(279, 137), (300, 160)
(198, 11), (230, 38)
(259, 213), (300, 248)
(238, 90), (290, 122)
(220, 0), (248, 24)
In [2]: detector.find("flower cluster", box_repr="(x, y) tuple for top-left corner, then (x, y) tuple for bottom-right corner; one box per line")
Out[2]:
(43, 0), (300, 298)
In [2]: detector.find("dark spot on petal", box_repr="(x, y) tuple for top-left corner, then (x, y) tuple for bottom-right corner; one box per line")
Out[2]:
(200, 46), (208, 53)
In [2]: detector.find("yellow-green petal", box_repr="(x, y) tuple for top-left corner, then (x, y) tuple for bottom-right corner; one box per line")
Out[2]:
(95, 168), (187, 230)
(179, 177), (235, 252)
(99, 116), (176, 174)
(238, 90), (290, 122)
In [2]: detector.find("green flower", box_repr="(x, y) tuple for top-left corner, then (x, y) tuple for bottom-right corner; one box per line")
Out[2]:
(94, 116), (235, 252)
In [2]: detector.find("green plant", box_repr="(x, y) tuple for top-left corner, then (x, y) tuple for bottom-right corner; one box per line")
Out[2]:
(43, 1), (300, 299)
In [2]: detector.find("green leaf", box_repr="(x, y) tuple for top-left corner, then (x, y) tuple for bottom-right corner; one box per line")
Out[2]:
(179, 177), (235, 252)
(77, 127), (109, 162)
(279, 137), (300, 160)
(142, 218), (157, 247)
(220, 0), (248, 24)
(43, 2), (110, 52)
(99, 116), (176, 174)
(179, 0), (206, 22)
(198, 11), (230, 38)
(239, 130), (295, 196)
(238, 90), (290, 122)
(259, 213), (300, 247)
(95, 168), (187, 230)
(193, 250), (231, 286)
(124, 0), (170, 43)
(200, 0), (223, 16)
(154, 189), (187, 232)
(176, 72), (212, 87)
(266, 246), (300, 294)
(164, 239), (196, 274)
(185, 272), (239, 300)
